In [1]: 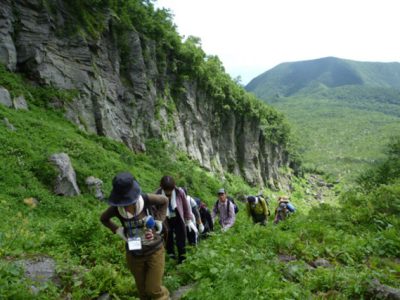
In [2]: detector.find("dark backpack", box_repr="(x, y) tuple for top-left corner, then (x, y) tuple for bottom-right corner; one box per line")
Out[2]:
(214, 196), (239, 217)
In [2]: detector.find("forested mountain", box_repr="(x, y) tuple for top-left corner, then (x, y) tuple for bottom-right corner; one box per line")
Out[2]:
(246, 57), (400, 178)
(246, 56), (400, 99)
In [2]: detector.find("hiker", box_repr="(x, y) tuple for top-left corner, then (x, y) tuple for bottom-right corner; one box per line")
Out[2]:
(246, 195), (270, 225)
(194, 197), (214, 237)
(184, 192), (205, 245)
(100, 172), (169, 300)
(273, 195), (296, 224)
(156, 176), (196, 263)
(211, 188), (236, 232)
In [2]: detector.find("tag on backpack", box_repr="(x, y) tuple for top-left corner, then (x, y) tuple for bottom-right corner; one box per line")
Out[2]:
(128, 237), (142, 250)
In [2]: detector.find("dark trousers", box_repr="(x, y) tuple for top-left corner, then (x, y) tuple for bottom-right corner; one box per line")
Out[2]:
(166, 216), (186, 263)
(187, 227), (198, 245)
(252, 213), (267, 226)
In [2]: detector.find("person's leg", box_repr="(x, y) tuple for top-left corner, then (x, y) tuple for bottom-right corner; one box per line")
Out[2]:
(165, 217), (176, 259)
(187, 227), (197, 245)
(126, 251), (147, 300)
(144, 247), (170, 300)
(174, 217), (187, 263)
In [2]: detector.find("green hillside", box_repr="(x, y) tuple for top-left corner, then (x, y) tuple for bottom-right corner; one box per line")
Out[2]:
(246, 57), (400, 98)
(1, 3), (399, 300)
(2, 91), (399, 299)
(246, 57), (400, 179)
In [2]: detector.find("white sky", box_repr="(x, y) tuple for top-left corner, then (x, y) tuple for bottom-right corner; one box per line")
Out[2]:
(154, 0), (400, 84)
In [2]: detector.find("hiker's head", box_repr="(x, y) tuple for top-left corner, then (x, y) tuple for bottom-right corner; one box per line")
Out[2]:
(278, 195), (288, 202)
(247, 196), (256, 203)
(194, 197), (201, 207)
(217, 188), (227, 202)
(160, 175), (176, 197)
(108, 172), (141, 207)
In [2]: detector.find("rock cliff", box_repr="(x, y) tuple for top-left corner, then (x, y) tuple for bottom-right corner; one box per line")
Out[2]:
(0, 0), (290, 187)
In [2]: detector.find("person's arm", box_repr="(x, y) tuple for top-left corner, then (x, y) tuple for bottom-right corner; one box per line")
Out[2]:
(100, 206), (119, 233)
(179, 188), (194, 221)
(146, 193), (168, 222)
(211, 201), (218, 223)
(261, 199), (268, 217)
(206, 208), (214, 231)
(189, 197), (201, 224)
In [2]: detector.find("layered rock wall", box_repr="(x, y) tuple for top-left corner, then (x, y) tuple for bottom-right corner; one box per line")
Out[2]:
(0, 0), (289, 187)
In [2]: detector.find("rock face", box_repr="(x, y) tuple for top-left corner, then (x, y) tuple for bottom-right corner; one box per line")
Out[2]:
(0, 0), (290, 187)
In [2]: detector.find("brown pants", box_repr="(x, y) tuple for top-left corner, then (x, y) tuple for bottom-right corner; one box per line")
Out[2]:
(126, 246), (169, 300)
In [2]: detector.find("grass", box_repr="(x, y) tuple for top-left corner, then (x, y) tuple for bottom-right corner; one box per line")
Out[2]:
(0, 91), (263, 299)
(0, 65), (399, 299)
(270, 96), (400, 180)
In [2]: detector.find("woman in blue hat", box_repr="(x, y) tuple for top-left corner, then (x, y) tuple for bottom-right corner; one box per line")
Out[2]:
(100, 172), (169, 300)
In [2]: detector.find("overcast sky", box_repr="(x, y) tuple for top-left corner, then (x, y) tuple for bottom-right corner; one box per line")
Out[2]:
(155, 0), (400, 85)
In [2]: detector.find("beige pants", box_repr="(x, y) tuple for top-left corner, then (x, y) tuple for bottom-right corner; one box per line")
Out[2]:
(126, 246), (169, 300)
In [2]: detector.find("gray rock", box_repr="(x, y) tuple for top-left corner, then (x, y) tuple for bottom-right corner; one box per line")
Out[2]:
(0, 3), (17, 71)
(85, 176), (104, 200)
(17, 256), (59, 295)
(49, 153), (80, 196)
(278, 254), (297, 263)
(0, 86), (12, 107)
(97, 293), (111, 300)
(3, 117), (16, 131)
(310, 258), (331, 268)
(13, 95), (29, 110)
(368, 279), (400, 299)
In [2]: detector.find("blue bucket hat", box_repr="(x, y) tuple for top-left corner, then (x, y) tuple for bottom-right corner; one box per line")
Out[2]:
(247, 196), (256, 203)
(108, 172), (141, 206)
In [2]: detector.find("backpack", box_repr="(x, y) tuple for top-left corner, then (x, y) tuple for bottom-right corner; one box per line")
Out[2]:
(214, 196), (239, 217)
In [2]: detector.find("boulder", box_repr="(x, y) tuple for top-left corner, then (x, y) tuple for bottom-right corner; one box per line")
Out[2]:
(49, 153), (80, 196)
(17, 256), (59, 295)
(368, 279), (400, 299)
(310, 258), (332, 268)
(13, 95), (29, 110)
(85, 176), (104, 200)
(0, 86), (12, 107)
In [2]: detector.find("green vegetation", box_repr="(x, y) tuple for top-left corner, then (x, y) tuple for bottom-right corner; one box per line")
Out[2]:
(0, 64), (261, 299)
(170, 140), (400, 299)
(246, 57), (400, 180)
(1, 62), (399, 298)
(1, 3), (399, 299)
(270, 96), (400, 179)
(246, 57), (400, 99)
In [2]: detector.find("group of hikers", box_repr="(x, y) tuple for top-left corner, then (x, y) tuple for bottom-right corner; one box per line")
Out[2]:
(100, 171), (296, 300)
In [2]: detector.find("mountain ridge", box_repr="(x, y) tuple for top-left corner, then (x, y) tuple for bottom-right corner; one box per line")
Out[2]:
(246, 57), (400, 98)
(245, 56), (400, 178)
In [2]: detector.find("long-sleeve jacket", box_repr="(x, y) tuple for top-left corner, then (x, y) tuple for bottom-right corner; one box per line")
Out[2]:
(100, 193), (168, 256)
(211, 200), (235, 229)
(155, 187), (193, 223)
(246, 197), (269, 218)
(187, 195), (201, 224)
